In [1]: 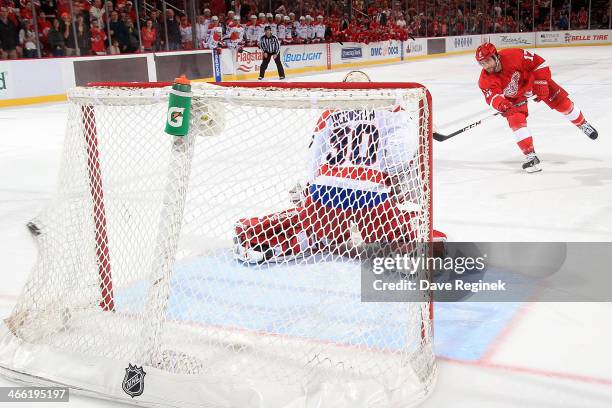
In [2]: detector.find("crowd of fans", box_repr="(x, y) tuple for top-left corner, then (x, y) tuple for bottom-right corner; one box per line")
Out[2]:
(0, 0), (610, 59)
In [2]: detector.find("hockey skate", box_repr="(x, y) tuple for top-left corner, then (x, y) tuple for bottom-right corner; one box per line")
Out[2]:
(579, 122), (598, 140)
(522, 153), (542, 173)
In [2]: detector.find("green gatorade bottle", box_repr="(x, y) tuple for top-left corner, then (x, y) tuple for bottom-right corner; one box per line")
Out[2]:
(165, 75), (192, 137)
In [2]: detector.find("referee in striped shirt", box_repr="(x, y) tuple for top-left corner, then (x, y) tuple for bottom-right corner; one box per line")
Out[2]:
(258, 26), (286, 80)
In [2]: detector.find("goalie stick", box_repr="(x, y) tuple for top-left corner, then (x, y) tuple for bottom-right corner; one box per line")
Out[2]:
(433, 98), (531, 142)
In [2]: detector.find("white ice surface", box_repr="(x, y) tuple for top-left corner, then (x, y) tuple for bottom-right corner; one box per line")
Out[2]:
(1, 46), (611, 407)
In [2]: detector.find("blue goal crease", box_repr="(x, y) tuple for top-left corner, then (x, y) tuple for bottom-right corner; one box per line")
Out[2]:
(114, 252), (527, 361)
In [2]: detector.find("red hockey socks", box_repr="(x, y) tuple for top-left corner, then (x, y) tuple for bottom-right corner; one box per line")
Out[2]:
(513, 127), (535, 155)
(556, 99), (586, 127)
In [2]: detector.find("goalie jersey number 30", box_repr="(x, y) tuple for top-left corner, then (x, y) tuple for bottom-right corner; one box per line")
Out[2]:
(308, 108), (418, 210)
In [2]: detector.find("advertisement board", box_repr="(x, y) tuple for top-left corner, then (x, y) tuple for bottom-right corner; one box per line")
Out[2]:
(366, 40), (402, 61)
(281, 43), (327, 70)
(231, 44), (327, 76)
(232, 47), (265, 74)
(330, 42), (363, 66)
(536, 30), (612, 46)
(340, 46), (363, 60)
(403, 38), (428, 58)
(485, 32), (535, 48)
(0, 58), (66, 100)
(445, 35), (482, 52)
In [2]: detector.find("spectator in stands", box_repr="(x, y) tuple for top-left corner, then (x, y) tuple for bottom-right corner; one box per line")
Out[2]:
(37, 11), (51, 47)
(0, 6), (19, 59)
(125, 1), (137, 23)
(141, 18), (156, 51)
(90, 20), (107, 55)
(558, 12), (568, 29)
(76, 15), (91, 55)
(60, 12), (77, 55)
(19, 20), (37, 58)
(578, 7), (588, 28)
(108, 37), (120, 54)
(149, 9), (162, 49)
(179, 14), (192, 49)
(232, 0), (243, 20)
(340, 13), (350, 31)
(90, 0), (105, 24)
(164, 8), (181, 50)
(396, 13), (407, 28)
(195, 14), (208, 48)
(48, 18), (65, 56)
(109, 10), (128, 53)
(376, 8), (388, 26)
(124, 15), (139, 52)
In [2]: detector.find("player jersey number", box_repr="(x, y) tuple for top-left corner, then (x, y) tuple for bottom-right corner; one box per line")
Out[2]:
(327, 123), (380, 166)
(523, 50), (534, 61)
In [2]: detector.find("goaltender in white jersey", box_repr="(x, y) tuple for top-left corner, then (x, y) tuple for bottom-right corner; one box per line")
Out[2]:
(308, 107), (419, 211)
(233, 72), (446, 264)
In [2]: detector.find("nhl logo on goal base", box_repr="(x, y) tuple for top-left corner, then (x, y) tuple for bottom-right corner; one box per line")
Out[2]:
(122, 364), (146, 398)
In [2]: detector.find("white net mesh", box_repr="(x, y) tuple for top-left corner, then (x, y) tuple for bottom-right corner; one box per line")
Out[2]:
(0, 82), (436, 408)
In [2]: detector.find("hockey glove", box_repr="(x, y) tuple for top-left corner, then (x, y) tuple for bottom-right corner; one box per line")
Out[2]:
(492, 97), (517, 117)
(533, 79), (549, 102)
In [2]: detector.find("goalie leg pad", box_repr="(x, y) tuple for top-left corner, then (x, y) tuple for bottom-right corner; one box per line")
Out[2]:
(305, 196), (416, 246)
(233, 208), (315, 263)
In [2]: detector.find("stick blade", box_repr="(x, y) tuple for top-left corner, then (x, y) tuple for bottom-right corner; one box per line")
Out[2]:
(433, 132), (451, 142)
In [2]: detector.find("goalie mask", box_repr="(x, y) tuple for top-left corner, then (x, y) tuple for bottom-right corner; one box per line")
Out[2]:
(342, 71), (372, 82)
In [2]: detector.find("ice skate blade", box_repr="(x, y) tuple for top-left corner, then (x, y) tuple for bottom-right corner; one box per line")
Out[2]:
(525, 165), (542, 173)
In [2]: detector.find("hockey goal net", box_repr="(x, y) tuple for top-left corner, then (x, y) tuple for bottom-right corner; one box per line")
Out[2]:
(0, 81), (436, 407)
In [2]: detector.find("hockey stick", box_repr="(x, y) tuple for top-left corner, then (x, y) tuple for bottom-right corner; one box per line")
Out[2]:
(433, 99), (531, 142)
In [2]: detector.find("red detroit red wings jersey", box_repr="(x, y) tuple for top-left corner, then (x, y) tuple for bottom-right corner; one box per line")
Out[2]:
(478, 48), (547, 106)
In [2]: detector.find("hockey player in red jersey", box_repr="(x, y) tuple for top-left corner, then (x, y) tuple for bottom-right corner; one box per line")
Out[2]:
(233, 71), (446, 264)
(476, 42), (598, 173)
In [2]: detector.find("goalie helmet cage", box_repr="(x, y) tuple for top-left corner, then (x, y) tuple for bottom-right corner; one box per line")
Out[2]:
(0, 81), (436, 408)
